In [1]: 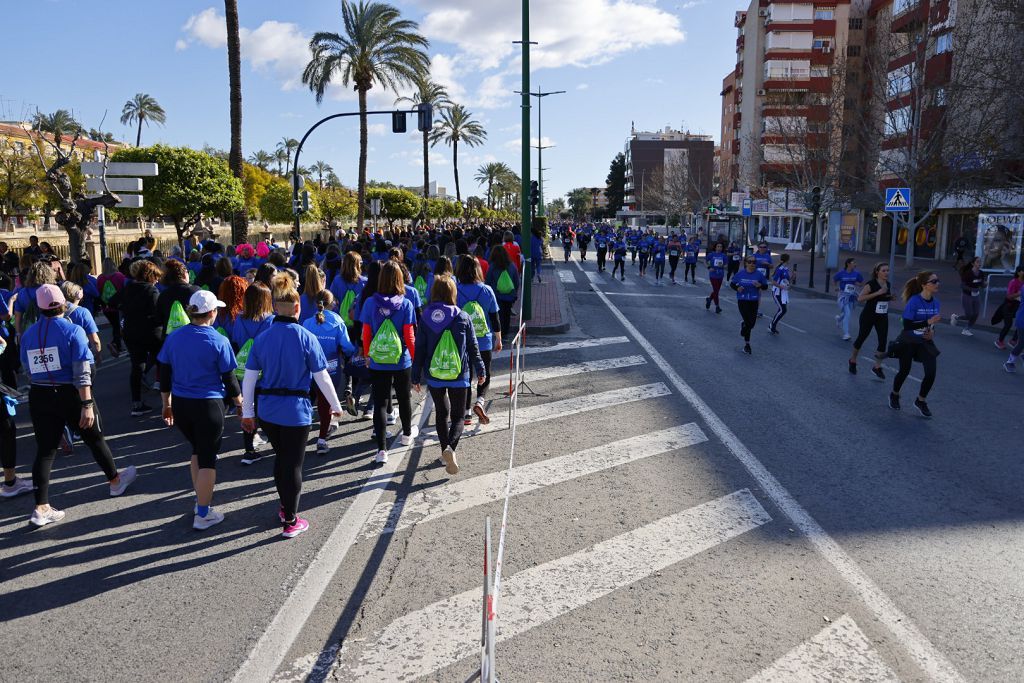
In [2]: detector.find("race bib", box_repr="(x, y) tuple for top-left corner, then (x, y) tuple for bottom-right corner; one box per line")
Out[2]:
(713, 259), (724, 268)
(669, 250), (679, 257)
(28, 346), (61, 374)
(875, 301), (889, 314)
(971, 289), (980, 297)
(326, 359), (339, 373)
(844, 284), (856, 294)
(731, 255), (741, 261)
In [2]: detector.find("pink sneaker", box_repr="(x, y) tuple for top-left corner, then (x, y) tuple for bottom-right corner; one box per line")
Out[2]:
(282, 516), (309, 538)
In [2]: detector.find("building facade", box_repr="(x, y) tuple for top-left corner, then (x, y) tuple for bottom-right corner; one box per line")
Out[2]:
(622, 126), (715, 224)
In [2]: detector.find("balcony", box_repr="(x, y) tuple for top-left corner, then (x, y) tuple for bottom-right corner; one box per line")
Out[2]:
(891, 0), (926, 33)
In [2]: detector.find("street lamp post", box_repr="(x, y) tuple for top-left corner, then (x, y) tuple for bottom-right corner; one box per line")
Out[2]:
(516, 87), (565, 218)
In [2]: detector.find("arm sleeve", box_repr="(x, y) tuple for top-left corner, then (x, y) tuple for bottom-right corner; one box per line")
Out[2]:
(402, 324), (416, 361)
(488, 311), (501, 336)
(362, 324), (372, 357)
(241, 368), (260, 418)
(72, 361), (92, 388)
(221, 372), (241, 399)
(411, 327), (426, 384)
(338, 325), (356, 357)
(312, 369), (342, 412)
(159, 362), (172, 391)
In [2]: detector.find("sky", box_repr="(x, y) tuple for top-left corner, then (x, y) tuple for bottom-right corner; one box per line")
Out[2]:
(3, 0), (739, 203)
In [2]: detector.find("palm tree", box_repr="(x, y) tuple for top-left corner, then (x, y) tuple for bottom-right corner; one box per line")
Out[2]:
(273, 147), (289, 175)
(474, 161), (511, 209)
(302, 0), (430, 231)
(395, 76), (451, 202)
(430, 104), (486, 205)
(276, 137), (299, 176)
(33, 109), (82, 143)
(248, 150), (274, 171)
(312, 160), (334, 189)
(224, 0), (247, 243)
(119, 93), (166, 146)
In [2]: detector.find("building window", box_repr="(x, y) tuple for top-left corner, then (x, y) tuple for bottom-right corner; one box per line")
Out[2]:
(887, 65), (913, 97)
(885, 106), (912, 137)
(849, 17), (863, 30)
(812, 37), (832, 49)
(814, 8), (835, 20)
(847, 45), (861, 56)
(935, 88), (947, 106)
(811, 66), (830, 77)
(935, 33), (953, 54)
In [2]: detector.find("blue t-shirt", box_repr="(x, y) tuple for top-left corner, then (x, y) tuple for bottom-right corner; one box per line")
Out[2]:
(456, 282), (500, 352)
(21, 316), (92, 385)
(358, 295), (417, 371)
(231, 316), (273, 350)
(652, 244), (667, 262)
(302, 309), (356, 374)
(772, 265), (792, 289)
(67, 305), (99, 335)
(684, 244), (699, 264)
(903, 294), (940, 336)
(834, 270), (864, 299)
(246, 319), (328, 426)
(613, 241), (627, 259)
(730, 270), (769, 301)
(298, 293), (319, 324)
(706, 252), (727, 279)
(14, 286), (39, 314)
(404, 284), (423, 311)
(157, 325), (237, 399)
(753, 251), (773, 277)
(0, 290), (11, 340)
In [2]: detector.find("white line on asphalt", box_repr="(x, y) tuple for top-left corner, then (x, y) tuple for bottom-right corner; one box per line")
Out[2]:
(861, 356), (921, 383)
(230, 395), (434, 683)
(718, 297), (807, 334)
(332, 489), (771, 681)
(745, 614), (900, 682)
(361, 423), (708, 540)
(493, 354), (647, 383)
(588, 291), (706, 299)
(558, 270), (577, 283)
(573, 258), (965, 683)
(585, 270), (602, 284)
(493, 335), (629, 360)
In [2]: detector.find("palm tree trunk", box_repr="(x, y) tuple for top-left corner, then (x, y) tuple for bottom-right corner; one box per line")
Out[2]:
(136, 115), (143, 147)
(225, 0), (247, 244)
(487, 179), (493, 209)
(356, 88), (369, 232)
(452, 139), (461, 205)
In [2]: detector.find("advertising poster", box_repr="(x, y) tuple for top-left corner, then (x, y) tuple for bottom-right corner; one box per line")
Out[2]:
(976, 214), (1023, 272)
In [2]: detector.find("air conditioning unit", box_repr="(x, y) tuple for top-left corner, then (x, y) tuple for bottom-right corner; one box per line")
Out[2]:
(758, 8), (769, 17)
(757, 89), (767, 96)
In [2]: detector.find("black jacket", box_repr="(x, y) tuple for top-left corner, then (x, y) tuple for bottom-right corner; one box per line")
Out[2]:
(118, 281), (161, 345)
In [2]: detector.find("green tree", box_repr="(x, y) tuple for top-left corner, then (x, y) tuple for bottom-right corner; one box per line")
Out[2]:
(248, 150), (273, 171)
(273, 146), (289, 175)
(430, 103), (486, 205)
(302, 0), (430, 232)
(311, 160), (334, 189)
(224, 0), (248, 243)
(120, 94), (166, 147)
(365, 187), (421, 227)
(474, 161), (511, 209)
(0, 140), (45, 228)
(566, 187), (593, 220)
(112, 145), (244, 248)
(546, 197), (566, 217)
(395, 75), (451, 202)
(33, 109), (82, 143)
(315, 186), (358, 225)
(260, 178), (320, 225)
(242, 162), (274, 219)
(276, 137), (299, 176)
(604, 152), (626, 218)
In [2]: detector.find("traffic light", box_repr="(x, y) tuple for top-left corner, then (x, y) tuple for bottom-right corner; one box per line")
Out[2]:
(392, 111), (407, 134)
(301, 190), (310, 213)
(529, 180), (540, 207)
(416, 103), (433, 132)
(810, 186), (822, 214)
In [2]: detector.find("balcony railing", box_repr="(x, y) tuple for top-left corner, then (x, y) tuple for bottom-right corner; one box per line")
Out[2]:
(893, 0), (921, 19)
(765, 68), (811, 80)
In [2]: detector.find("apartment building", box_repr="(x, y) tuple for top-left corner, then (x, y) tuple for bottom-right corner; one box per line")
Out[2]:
(622, 126), (715, 221)
(720, 70), (739, 201)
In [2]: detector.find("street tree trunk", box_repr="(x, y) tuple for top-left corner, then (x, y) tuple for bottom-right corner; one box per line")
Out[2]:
(356, 88), (368, 233)
(136, 115), (143, 147)
(225, 0), (248, 244)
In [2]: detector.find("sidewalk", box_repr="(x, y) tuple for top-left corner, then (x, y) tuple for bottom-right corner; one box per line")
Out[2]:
(522, 259), (569, 335)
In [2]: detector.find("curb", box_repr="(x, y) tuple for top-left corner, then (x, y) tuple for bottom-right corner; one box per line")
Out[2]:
(525, 263), (570, 336)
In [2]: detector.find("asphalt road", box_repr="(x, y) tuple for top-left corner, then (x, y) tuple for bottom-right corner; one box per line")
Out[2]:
(2, 254), (1022, 682)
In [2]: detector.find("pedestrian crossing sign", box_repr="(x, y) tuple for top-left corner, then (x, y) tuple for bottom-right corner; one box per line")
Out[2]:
(884, 188), (911, 212)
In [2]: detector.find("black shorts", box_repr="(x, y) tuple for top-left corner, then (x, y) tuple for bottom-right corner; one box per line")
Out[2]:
(173, 397), (225, 469)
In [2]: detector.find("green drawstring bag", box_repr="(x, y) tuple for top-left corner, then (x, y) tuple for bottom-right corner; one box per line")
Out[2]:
(339, 289), (356, 327)
(188, 269), (196, 284)
(368, 318), (402, 365)
(463, 300), (489, 338)
(429, 329), (462, 381)
(101, 279), (117, 304)
(234, 338), (253, 380)
(496, 270), (515, 295)
(215, 326), (228, 337)
(414, 275), (428, 302)
(166, 300), (190, 335)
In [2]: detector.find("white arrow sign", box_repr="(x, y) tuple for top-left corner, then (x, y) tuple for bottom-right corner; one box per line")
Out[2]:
(80, 161), (159, 177)
(85, 177), (143, 193)
(88, 194), (144, 209)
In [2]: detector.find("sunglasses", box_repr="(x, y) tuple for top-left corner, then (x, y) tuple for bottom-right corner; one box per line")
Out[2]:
(927, 279), (940, 285)
(744, 260), (756, 264)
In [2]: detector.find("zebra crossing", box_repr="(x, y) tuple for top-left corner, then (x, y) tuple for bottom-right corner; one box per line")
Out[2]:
(306, 335), (918, 682)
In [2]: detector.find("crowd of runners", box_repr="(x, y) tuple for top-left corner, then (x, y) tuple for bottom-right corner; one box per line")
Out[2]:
(0, 224), (532, 535)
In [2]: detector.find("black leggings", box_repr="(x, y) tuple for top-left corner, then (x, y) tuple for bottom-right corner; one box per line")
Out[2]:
(894, 343), (937, 398)
(654, 261), (665, 279)
(371, 368), (413, 450)
(29, 384), (117, 506)
(467, 349), (493, 410)
(498, 300), (514, 340)
(737, 300), (759, 342)
(104, 309), (123, 348)
(668, 256), (680, 279)
(173, 398), (224, 469)
(853, 313), (889, 354)
(0, 405), (16, 471)
(612, 259), (625, 278)
(770, 291), (788, 332)
(684, 262), (697, 283)
(259, 420), (310, 521)
(639, 253), (649, 272)
(596, 249), (607, 271)
(126, 337), (160, 402)
(430, 386), (468, 451)
(999, 302), (1020, 343)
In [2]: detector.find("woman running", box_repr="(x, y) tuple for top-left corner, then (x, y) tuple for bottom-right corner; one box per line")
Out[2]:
(612, 235), (628, 281)
(231, 282), (274, 465)
(96, 257), (126, 357)
(241, 273), (342, 537)
(848, 262), (893, 378)
(769, 253), (792, 335)
(730, 255), (769, 355)
(667, 233), (683, 284)
(890, 272), (941, 417)
(413, 275), (486, 476)
(485, 245), (520, 342)
(120, 260), (163, 417)
(638, 233), (652, 277)
(833, 258), (864, 341)
(359, 261), (418, 464)
(21, 284), (136, 526)
(950, 257), (984, 336)
(683, 236), (699, 284)
(456, 255), (501, 426)
(158, 290), (242, 530)
(705, 242), (727, 313)
(302, 289), (356, 456)
(652, 237), (667, 284)
(994, 266), (1024, 350)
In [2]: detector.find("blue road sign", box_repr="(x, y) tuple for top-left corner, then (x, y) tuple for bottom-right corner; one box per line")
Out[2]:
(741, 198), (752, 217)
(884, 188), (911, 212)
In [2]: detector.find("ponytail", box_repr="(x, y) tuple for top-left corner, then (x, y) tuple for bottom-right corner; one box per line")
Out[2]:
(315, 289), (334, 325)
(901, 271), (933, 303)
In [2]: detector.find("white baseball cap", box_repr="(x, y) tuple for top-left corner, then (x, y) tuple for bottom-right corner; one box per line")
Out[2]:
(188, 290), (226, 315)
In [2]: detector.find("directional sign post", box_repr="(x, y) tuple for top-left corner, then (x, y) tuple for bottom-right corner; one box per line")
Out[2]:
(82, 157), (159, 261)
(884, 187), (912, 274)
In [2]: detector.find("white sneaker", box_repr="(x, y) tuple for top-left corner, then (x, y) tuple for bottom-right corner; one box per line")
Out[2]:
(1, 477), (33, 498)
(360, 409), (372, 421)
(30, 507), (66, 527)
(316, 438), (329, 455)
(374, 450), (389, 464)
(961, 329), (973, 336)
(842, 334), (852, 341)
(400, 425), (419, 446)
(252, 432), (268, 448)
(193, 508), (225, 530)
(109, 465), (137, 497)
(949, 313), (958, 327)
(441, 446), (459, 475)
(386, 409), (398, 426)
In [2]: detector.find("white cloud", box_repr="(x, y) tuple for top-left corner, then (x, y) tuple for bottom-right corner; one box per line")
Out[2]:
(503, 136), (556, 151)
(182, 8), (225, 48)
(174, 39), (189, 51)
(474, 74), (511, 109)
(576, 83), (590, 90)
(430, 53), (468, 102)
(368, 123), (388, 136)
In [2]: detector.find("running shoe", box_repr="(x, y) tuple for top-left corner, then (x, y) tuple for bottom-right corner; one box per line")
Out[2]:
(1, 477), (33, 498)
(441, 446), (459, 475)
(316, 438), (329, 455)
(60, 427), (74, 455)
(835, 315), (841, 328)
(620, 276), (625, 282)
(716, 307), (722, 314)
(842, 334), (852, 341)
(326, 422), (338, 437)
(888, 392), (901, 411)
(961, 329), (973, 336)
(252, 431), (268, 448)
(914, 398), (932, 418)
(705, 297), (711, 310)
(871, 366), (886, 380)
(344, 394), (357, 416)
(240, 451), (262, 465)
(1004, 361), (1017, 373)
(994, 340), (1007, 350)
(282, 517), (310, 538)
(743, 344), (752, 355)
(400, 425), (419, 446)
(130, 402), (154, 417)
(386, 409), (397, 426)
(463, 416), (473, 426)
(193, 508), (225, 530)
(769, 328), (779, 336)
(109, 465), (137, 497)
(360, 408), (372, 421)
(848, 361), (857, 375)
(109, 342), (123, 358)
(30, 507), (65, 527)
(473, 404), (490, 425)
(949, 313), (958, 327)
(374, 450), (389, 464)
(151, 381), (161, 392)
(277, 506), (287, 523)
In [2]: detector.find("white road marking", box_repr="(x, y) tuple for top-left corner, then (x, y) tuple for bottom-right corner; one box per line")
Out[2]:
(333, 489), (771, 682)
(585, 270), (602, 284)
(230, 395), (434, 683)
(493, 335), (629, 360)
(594, 291), (705, 299)
(746, 614), (900, 682)
(861, 356), (921, 383)
(558, 270), (577, 283)
(494, 354), (647, 383)
(573, 258), (965, 683)
(361, 423), (708, 540)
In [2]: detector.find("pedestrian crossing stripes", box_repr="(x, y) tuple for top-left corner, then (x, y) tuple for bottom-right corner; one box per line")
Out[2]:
(333, 490), (772, 681)
(361, 424), (708, 540)
(494, 354), (647, 383)
(493, 335), (630, 359)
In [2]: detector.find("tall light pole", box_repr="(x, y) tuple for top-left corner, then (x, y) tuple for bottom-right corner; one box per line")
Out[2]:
(517, 87), (565, 217)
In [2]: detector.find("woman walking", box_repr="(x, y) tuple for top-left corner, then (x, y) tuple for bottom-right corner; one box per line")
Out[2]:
(241, 273), (343, 537)
(158, 290), (242, 530)
(231, 282), (274, 465)
(890, 272), (942, 417)
(730, 255), (770, 355)
(21, 285), (136, 526)
(120, 260), (163, 416)
(833, 258), (864, 341)
(950, 257), (984, 336)
(485, 245), (520, 343)
(96, 257), (126, 357)
(302, 290), (356, 456)
(848, 263), (893, 378)
(456, 255), (501, 425)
